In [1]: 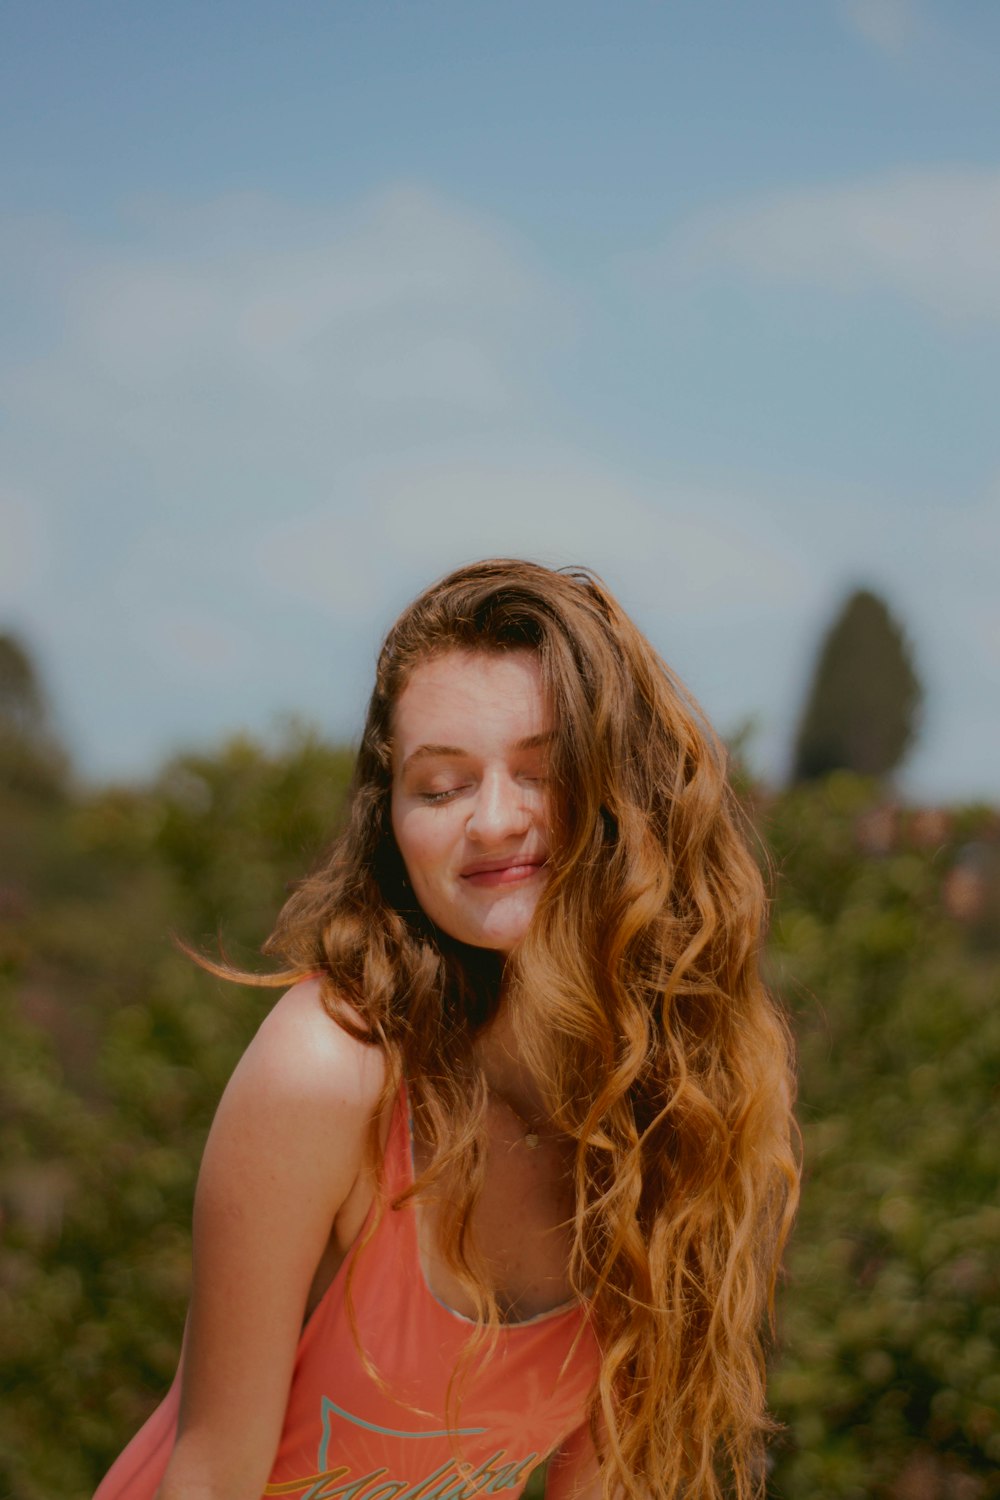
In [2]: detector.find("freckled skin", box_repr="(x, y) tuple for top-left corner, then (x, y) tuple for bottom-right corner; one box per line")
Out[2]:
(390, 650), (551, 954)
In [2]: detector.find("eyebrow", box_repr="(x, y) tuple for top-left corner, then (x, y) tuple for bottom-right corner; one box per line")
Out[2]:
(401, 730), (554, 775)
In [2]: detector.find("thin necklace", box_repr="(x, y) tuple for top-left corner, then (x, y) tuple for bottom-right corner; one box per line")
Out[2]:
(489, 1086), (548, 1150)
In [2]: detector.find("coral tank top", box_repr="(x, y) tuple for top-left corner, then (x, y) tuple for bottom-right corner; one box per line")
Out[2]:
(94, 1081), (599, 1500)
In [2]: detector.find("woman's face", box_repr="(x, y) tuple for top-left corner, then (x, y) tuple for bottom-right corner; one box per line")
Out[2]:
(390, 648), (552, 954)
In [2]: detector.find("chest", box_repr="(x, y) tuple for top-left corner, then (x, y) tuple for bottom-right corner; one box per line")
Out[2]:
(412, 1105), (577, 1323)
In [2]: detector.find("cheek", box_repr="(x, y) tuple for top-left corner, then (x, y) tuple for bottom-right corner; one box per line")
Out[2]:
(393, 809), (449, 889)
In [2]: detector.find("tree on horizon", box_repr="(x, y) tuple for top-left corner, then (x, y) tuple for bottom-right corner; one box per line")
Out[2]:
(791, 588), (923, 783)
(0, 630), (68, 798)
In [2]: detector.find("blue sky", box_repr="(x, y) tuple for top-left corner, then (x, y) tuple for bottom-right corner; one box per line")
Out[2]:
(1, 0), (998, 798)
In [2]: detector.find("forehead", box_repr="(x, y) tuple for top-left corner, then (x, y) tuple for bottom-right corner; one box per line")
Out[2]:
(391, 649), (549, 755)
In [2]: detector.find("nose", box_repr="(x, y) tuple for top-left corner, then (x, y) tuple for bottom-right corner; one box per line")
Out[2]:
(466, 769), (531, 843)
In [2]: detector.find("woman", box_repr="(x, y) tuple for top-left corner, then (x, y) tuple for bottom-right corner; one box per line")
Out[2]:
(95, 559), (799, 1500)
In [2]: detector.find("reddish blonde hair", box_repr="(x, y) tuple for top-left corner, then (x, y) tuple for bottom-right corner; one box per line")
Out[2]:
(233, 559), (799, 1500)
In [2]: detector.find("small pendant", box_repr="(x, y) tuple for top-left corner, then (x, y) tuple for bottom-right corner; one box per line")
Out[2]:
(524, 1132), (540, 1149)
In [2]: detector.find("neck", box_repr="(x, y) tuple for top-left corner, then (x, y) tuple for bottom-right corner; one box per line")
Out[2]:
(473, 1001), (551, 1129)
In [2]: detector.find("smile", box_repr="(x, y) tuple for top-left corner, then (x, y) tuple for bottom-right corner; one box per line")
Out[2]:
(460, 858), (547, 888)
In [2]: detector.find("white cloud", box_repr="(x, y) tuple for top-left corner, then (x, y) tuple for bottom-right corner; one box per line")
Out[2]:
(87, 185), (541, 384)
(0, 184), (564, 476)
(646, 167), (1000, 325)
(373, 455), (812, 614)
(249, 447), (815, 634)
(841, 0), (922, 55)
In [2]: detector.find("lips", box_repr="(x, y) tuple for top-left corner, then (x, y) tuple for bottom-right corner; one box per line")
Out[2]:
(460, 854), (547, 885)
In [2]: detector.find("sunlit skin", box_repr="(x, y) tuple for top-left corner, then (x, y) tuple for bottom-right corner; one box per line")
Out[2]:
(390, 649), (552, 954)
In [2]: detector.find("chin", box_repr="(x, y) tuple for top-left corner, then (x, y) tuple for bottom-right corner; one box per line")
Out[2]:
(467, 908), (538, 955)
(444, 905), (538, 956)
(419, 886), (542, 956)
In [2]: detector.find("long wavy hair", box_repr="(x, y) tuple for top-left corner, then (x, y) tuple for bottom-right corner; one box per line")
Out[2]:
(224, 559), (799, 1500)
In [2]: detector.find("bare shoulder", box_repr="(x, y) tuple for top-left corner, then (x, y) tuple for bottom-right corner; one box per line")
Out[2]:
(202, 978), (388, 1217)
(225, 978), (386, 1125)
(243, 977), (387, 1112)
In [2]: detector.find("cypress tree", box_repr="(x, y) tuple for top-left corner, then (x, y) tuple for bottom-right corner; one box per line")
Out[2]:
(791, 588), (923, 782)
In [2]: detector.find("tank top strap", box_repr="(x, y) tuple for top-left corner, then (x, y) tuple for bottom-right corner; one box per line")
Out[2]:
(381, 1075), (416, 1201)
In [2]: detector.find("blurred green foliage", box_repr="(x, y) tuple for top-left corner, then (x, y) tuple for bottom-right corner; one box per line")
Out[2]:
(762, 777), (1000, 1500)
(1, 725), (354, 1499)
(2, 730), (998, 1499)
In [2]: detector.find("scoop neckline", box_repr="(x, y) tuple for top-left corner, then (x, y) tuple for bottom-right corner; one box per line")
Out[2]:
(399, 1080), (582, 1331)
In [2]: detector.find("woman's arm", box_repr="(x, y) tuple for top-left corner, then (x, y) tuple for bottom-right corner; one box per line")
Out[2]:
(155, 980), (386, 1500)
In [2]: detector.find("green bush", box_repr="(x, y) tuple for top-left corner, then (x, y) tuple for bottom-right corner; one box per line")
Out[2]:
(765, 776), (999, 1499)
